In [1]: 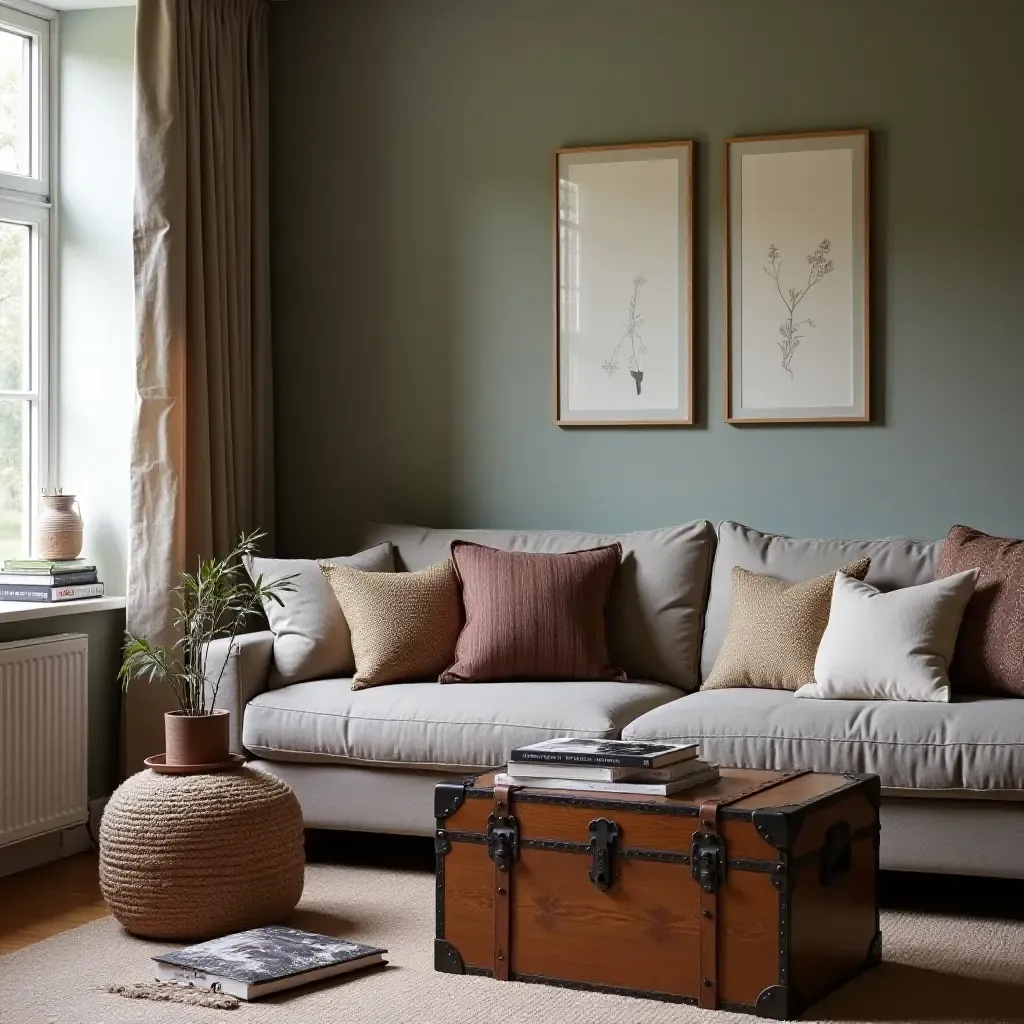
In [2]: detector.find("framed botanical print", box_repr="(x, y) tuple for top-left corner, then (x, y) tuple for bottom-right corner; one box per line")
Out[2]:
(554, 141), (694, 426)
(724, 130), (870, 423)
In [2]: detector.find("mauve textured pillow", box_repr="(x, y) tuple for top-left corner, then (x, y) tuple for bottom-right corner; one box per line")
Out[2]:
(440, 542), (626, 683)
(937, 525), (1024, 696)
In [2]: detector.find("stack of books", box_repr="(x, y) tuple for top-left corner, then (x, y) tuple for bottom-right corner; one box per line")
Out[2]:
(0, 559), (104, 603)
(496, 737), (720, 796)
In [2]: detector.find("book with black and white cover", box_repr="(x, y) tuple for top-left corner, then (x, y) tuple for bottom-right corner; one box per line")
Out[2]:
(510, 737), (699, 770)
(153, 926), (387, 1001)
(0, 581), (104, 603)
(0, 570), (98, 586)
(496, 765), (720, 797)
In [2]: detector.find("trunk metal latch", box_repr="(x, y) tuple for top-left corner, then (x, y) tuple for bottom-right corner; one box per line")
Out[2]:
(691, 832), (727, 893)
(588, 818), (619, 891)
(486, 811), (519, 872)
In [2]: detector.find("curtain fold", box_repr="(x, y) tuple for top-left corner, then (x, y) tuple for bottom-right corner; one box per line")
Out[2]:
(126, 0), (274, 771)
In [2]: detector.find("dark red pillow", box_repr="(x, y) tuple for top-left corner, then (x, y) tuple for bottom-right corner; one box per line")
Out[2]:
(937, 525), (1024, 696)
(440, 542), (626, 683)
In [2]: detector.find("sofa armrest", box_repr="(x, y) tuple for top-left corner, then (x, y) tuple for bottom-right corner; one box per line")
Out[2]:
(204, 630), (275, 754)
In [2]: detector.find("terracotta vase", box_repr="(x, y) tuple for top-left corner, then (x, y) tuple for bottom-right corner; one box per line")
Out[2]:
(164, 709), (231, 767)
(36, 494), (84, 560)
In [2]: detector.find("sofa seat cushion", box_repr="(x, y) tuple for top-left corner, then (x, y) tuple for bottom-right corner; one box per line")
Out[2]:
(622, 688), (1024, 795)
(243, 679), (679, 770)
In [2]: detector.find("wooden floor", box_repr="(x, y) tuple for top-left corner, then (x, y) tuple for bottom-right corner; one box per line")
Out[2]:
(0, 852), (108, 955)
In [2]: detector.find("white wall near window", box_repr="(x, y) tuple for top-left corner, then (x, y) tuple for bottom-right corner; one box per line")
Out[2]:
(57, 6), (135, 595)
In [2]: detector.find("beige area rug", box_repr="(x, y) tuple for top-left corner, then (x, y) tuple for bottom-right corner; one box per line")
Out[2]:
(2, 864), (1024, 1024)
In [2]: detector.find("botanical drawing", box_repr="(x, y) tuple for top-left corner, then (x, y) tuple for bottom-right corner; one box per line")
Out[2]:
(763, 240), (834, 377)
(602, 272), (648, 394)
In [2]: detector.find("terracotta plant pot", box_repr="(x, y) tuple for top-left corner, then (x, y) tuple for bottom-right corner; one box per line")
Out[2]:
(164, 709), (230, 767)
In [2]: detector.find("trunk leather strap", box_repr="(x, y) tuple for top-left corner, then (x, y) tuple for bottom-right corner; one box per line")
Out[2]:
(491, 782), (516, 980)
(695, 769), (812, 1009)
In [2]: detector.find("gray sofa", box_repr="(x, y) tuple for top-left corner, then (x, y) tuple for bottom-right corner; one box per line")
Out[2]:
(205, 520), (1024, 879)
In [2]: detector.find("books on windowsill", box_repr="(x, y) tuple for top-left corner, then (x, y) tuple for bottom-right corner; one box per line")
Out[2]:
(503, 737), (719, 796)
(0, 558), (103, 602)
(153, 926), (388, 1001)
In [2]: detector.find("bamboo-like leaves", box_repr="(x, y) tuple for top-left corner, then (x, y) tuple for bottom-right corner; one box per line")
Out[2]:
(118, 530), (298, 716)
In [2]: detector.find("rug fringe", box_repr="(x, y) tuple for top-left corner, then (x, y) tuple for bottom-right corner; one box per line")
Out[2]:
(106, 982), (239, 1010)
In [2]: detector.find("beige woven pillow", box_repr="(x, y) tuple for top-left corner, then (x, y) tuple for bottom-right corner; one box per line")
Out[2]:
(319, 559), (461, 689)
(702, 558), (870, 692)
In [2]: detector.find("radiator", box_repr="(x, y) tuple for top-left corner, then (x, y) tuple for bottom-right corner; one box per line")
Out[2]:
(0, 633), (89, 848)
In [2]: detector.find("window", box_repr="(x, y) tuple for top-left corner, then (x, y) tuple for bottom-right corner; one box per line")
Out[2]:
(0, 4), (50, 560)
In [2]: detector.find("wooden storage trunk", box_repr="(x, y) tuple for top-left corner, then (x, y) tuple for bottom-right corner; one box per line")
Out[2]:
(434, 767), (880, 1019)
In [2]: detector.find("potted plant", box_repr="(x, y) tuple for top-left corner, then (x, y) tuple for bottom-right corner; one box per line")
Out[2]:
(119, 531), (296, 768)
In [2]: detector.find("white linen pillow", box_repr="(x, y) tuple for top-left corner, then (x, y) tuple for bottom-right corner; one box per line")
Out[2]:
(797, 568), (979, 703)
(248, 542), (395, 686)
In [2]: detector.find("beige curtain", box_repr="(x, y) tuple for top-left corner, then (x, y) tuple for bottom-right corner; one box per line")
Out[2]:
(126, 0), (274, 771)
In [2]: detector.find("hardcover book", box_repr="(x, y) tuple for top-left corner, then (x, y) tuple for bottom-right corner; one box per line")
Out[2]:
(153, 926), (387, 1001)
(0, 570), (98, 587)
(510, 737), (699, 770)
(496, 765), (720, 796)
(3, 559), (95, 572)
(0, 582), (104, 603)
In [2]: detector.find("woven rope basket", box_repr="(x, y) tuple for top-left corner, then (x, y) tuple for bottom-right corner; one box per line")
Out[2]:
(99, 766), (305, 940)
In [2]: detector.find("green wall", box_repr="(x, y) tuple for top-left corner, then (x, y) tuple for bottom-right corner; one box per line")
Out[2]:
(269, 0), (1024, 555)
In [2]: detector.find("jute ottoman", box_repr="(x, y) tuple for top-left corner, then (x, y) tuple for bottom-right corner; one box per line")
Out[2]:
(99, 766), (305, 940)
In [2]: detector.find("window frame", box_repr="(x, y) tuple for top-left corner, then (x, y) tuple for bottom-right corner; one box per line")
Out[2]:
(0, 0), (55, 558)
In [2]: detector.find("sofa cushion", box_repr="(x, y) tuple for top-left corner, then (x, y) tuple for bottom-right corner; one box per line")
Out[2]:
(937, 525), (1024, 697)
(360, 521), (715, 691)
(622, 688), (1024, 795)
(243, 678), (680, 770)
(703, 559), (869, 692)
(702, 522), (941, 680)
(441, 542), (625, 684)
(800, 569), (979, 703)
(250, 542), (395, 687)
(320, 558), (461, 689)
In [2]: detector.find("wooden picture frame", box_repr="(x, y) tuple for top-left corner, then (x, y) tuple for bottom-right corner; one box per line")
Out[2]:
(724, 129), (870, 424)
(554, 141), (694, 426)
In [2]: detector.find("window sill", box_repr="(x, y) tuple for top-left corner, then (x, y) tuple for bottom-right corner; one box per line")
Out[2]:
(0, 596), (126, 625)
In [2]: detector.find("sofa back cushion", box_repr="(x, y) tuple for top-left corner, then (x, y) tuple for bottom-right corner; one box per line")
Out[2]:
(702, 522), (941, 680)
(360, 521), (715, 690)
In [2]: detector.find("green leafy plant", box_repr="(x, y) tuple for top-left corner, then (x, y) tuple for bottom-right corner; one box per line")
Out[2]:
(118, 530), (297, 716)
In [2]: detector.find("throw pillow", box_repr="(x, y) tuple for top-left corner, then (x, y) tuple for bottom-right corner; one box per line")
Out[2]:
(702, 558), (871, 692)
(319, 559), (462, 689)
(937, 525), (1024, 696)
(798, 568), (980, 702)
(439, 542), (626, 683)
(249, 542), (395, 686)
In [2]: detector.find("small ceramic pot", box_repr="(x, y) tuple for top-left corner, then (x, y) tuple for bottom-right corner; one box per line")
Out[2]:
(36, 494), (84, 560)
(164, 709), (231, 767)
